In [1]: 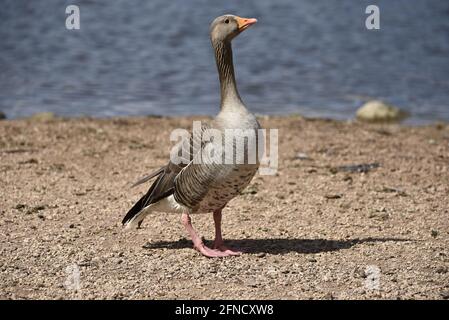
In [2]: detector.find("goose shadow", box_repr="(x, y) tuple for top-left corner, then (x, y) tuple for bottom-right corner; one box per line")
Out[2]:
(143, 237), (414, 255)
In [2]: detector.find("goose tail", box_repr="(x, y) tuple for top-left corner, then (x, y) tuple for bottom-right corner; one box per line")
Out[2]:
(122, 193), (150, 229)
(123, 194), (186, 229)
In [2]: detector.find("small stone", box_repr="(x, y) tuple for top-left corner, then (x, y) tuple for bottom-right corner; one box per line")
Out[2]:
(242, 186), (258, 195)
(26, 205), (46, 215)
(336, 163), (380, 173)
(266, 268), (277, 278)
(19, 158), (38, 165)
(15, 204), (27, 210)
(294, 152), (311, 160)
(0, 111), (6, 120)
(325, 194), (342, 199)
(324, 292), (335, 300)
(354, 267), (366, 278)
(436, 266), (447, 274)
(431, 230), (438, 238)
(381, 186), (407, 196)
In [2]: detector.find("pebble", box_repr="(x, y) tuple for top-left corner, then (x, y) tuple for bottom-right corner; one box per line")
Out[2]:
(436, 266), (447, 274)
(294, 152), (311, 160)
(325, 194), (342, 199)
(15, 204), (27, 210)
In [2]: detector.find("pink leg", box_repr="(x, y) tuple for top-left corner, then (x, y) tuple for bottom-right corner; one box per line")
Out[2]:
(181, 213), (228, 258)
(212, 209), (243, 256)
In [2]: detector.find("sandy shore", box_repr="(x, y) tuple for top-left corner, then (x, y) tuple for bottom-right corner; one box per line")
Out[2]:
(0, 115), (448, 300)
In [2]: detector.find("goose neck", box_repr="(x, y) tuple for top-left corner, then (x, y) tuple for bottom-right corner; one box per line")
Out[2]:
(212, 40), (243, 109)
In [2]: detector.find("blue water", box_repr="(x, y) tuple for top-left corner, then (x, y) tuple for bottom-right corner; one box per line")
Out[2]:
(1, 0), (449, 123)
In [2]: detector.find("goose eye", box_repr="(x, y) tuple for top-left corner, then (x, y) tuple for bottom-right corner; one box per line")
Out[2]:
(224, 19), (229, 24)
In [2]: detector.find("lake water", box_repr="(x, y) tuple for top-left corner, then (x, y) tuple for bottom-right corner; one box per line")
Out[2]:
(1, 0), (449, 123)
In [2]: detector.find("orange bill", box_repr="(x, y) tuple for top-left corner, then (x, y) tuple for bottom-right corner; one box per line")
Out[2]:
(236, 16), (258, 31)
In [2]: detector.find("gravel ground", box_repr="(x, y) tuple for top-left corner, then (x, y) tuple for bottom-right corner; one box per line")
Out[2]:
(0, 115), (448, 300)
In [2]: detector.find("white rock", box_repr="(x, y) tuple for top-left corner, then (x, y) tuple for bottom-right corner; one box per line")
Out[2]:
(356, 100), (408, 122)
(29, 112), (57, 121)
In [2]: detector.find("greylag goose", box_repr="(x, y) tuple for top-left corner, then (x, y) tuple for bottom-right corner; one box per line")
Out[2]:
(122, 15), (260, 258)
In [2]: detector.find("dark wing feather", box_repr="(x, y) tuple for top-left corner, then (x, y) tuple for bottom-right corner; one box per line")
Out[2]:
(130, 167), (164, 188)
(121, 169), (163, 225)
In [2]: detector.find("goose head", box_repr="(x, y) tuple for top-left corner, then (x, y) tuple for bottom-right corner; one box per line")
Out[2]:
(210, 15), (257, 43)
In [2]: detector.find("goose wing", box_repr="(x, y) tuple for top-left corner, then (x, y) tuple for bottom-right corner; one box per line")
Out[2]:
(173, 159), (228, 211)
(122, 122), (211, 224)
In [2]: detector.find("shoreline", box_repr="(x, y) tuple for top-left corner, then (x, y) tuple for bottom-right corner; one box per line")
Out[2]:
(1, 112), (448, 127)
(1, 115), (448, 299)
